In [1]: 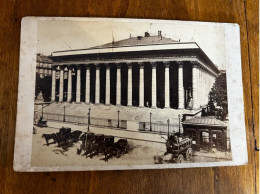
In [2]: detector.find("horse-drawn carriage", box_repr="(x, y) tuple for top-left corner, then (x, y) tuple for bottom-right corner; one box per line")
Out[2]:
(36, 116), (48, 128)
(77, 132), (96, 155)
(42, 128), (130, 161)
(78, 133), (129, 161)
(102, 138), (129, 161)
(164, 133), (193, 163)
(42, 127), (82, 146)
(56, 127), (82, 146)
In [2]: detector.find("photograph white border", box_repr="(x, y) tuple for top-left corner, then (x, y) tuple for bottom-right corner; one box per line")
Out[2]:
(13, 17), (247, 172)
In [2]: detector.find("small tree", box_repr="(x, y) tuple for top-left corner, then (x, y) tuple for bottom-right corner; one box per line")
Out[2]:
(209, 72), (228, 120)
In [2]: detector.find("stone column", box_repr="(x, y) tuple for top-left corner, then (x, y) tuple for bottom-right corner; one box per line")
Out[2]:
(59, 67), (64, 102)
(205, 70), (207, 105)
(205, 71), (208, 104)
(202, 69), (205, 105)
(198, 67), (203, 106)
(192, 62), (199, 109)
(127, 63), (132, 106)
(198, 67), (201, 107)
(105, 64), (110, 105)
(139, 63), (144, 107)
(116, 64), (121, 106)
(51, 68), (56, 102)
(76, 66), (81, 103)
(208, 73), (211, 102)
(67, 67), (72, 102)
(164, 62), (170, 108)
(178, 62), (184, 109)
(85, 65), (90, 104)
(151, 62), (157, 108)
(205, 70), (208, 105)
(95, 64), (100, 104)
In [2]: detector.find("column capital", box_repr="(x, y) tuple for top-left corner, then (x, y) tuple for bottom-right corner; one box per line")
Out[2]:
(177, 61), (184, 68)
(191, 61), (200, 68)
(71, 66), (77, 73)
(56, 66), (61, 71)
(151, 62), (157, 68)
(66, 65), (73, 70)
(76, 64), (81, 69)
(105, 64), (111, 69)
(84, 64), (90, 69)
(95, 64), (100, 70)
(126, 62), (133, 69)
(138, 62), (144, 69)
(115, 63), (121, 68)
(163, 61), (170, 68)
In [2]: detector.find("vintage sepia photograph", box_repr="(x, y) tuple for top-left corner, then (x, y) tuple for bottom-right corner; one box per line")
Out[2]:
(31, 19), (232, 167)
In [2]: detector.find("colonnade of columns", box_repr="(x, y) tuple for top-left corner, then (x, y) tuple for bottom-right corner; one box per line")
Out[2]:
(51, 61), (216, 110)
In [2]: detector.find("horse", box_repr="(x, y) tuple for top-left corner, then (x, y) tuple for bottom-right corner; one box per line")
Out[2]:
(42, 133), (57, 146)
(56, 130), (82, 147)
(70, 130), (82, 142)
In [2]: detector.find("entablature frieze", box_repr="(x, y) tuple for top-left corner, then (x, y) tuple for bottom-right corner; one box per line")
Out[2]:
(52, 57), (218, 77)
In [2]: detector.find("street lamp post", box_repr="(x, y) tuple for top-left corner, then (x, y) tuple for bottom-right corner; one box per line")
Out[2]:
(63, 106), (66, 122)
(88, 108), (91, 132)
(167, 119), (170, 137)
(178, 114), (181, 133)
(149, 112), (152, 131)
(117, 110), (120, 128)
(41, 104), (44, 118)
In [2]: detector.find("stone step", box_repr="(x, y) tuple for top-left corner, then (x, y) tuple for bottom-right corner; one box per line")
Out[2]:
(43, 102), (200, 125)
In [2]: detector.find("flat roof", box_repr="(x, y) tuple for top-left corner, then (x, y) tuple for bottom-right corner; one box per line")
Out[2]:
(182, 117), (227, 128)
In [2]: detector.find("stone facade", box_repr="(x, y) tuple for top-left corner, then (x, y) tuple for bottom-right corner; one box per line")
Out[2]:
(36, 53), (53, 77)
(49, 32), (219, 110)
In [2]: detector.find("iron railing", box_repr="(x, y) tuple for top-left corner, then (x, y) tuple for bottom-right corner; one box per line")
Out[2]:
(138, 121), (181, 134)
(42, 113), (127, 129)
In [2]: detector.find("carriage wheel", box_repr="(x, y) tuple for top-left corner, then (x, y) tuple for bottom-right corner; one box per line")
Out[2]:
(186, 148), (193, 161)
(176, 154), (184, 163)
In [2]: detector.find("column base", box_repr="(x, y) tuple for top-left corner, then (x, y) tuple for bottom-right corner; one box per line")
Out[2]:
(75, 101), (81, 104)
(151, 106), (157, 109)
(178, 107), (185, 110)
(127, 105), (132, 107)
(164, 107), (170, 109)
(139, 106), (144, 108)
(105, 103), (110, 106)
(85, 102), (90, 105)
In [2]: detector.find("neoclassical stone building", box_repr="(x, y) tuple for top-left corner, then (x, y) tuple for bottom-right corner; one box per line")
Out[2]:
(36, 53), (53, 77)
(49, 31), (219, 110)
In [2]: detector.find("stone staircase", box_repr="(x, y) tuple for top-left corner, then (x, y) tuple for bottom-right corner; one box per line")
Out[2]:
(43, 102), (199, 124)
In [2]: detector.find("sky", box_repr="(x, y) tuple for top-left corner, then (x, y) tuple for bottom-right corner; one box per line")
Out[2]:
(37, 19), (226, 70)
